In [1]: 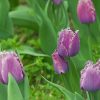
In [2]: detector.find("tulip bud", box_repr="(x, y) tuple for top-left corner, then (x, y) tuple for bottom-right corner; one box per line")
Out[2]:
(52, 50), (68, 74)
(57, 28), (80, 57)
(0, 51), (24, 84)
(77, 0), (96, 23)
(80, 60), (100, 91)
(53, 0), (62, 5)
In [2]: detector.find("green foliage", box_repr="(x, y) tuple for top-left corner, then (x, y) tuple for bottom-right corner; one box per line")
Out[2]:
(0, 84), (7, 100)
(9, 6), (39, 31)
(30, 84), (64, 100)
(43, 76), (84, 100)
(8, 74), (24, 100)
(9, 0), (19, 9)
(0, 0), (13, 38)
(0, 0), (100, 99)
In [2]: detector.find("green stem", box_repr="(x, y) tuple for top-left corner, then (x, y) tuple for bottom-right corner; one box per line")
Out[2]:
(89, 92), (96, 100)
(62, 2), (68, 26)
(45, 0), (50, 15)
(86, 91), (91, 100)
(67, 58), (81, 93)
(87, 24), (93, 60)
(87, 24), (97, 43)
(85, 90), (100, 100)
(60, 73), (72, 91)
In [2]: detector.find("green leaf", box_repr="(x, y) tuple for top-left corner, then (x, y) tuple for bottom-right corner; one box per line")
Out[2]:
(42, 76), (84, 100)
(28, 0), (57, 55)
(86, 92), (90, 100)
(0, 84), (7, 100)
(0, 0), (13, 38)
(19, 76), (29, 100)
(92, 0), (100, 42)
(8, 74), (23, 100)
(17, 45), (49, 57)
(67, 59), (80, 93)
(42, 76), (75, 100)
(9, 0), (19, 9)
(75, 92), (84, 100)
(39, 19), (57, 55)
(9, 6), (39, 31)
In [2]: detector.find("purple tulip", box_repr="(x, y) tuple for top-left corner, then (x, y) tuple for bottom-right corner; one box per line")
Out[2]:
(57, 28), (80, 57)
(52, 50), (68, 74)
(0, 51), (24, 84)
(53, 0), (62, 5)
(80, 60), (100, 91)
(77, 0), (96, 23)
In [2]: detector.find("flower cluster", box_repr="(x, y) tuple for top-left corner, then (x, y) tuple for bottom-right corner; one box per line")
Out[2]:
(52, 0), (99, 92)
(77, 0), (99, 92)
(52, 28), (80, 74)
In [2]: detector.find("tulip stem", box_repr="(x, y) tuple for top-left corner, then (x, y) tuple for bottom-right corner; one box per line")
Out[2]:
(88, 92), (99, 100)
(66, 0), (75, 31)
(87, 24), (97, 43)
(86, 92), (91, 100)
(89, 92), (95, 100)
(62, 2), (68, 26)
(60, 73), (73, 91)
(87, 24), (93, 60)
(45, 0), (50, 14)
(68, 58), (80, 93)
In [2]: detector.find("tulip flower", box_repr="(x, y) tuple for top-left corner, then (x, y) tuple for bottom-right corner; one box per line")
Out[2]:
(80, 60), (100, 91)
(77, 0), (96, 23)
(52, 50), (68, 74)
(0, 51), (24, 84)
(53, 0), (62, 5)
(57, 28), (80, 57)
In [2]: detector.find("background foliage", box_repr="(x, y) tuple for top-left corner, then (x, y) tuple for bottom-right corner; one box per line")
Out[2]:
(0, 0), (100, 99)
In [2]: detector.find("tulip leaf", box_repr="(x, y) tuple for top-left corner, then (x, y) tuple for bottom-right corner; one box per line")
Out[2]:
(19, 75), (29, 100)
(95, 91), (100, 100)
(92, 0), (100, 42)
(17, 45), (49, 57)
(8, 74), (23, 100)
(0, 84), (7, 100)
(9, 0), (19, 9)
(27, 0), (57, 55)
(42, 76), (84, 100)
(42, 76), (75, 100)
(68, 59), (80, 93)
(75, 92), (84, 100)
(0, 0), (13, 39)
(9, 6), (39, 31)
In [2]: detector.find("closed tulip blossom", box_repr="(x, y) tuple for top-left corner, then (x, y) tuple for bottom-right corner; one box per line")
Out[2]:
(57, 28), (80, 57)
(52, 50), (68, 74)
(80, 60), (100, 91)
(53, 0), (62, 5)
(77, 0), (96, 23)
(0, 51), (24, 84)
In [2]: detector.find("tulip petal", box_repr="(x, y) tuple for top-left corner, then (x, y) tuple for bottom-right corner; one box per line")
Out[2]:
(77, 0), (96, 23)
(52, 50), (68, 74)
(80, 60), (100, 91)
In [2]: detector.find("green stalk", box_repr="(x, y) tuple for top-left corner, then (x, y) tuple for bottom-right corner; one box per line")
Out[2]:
(60, 73), (73, 92)
(86, 91), (91, 100)
(68, 58), (81, 93)
(87, 91), (99, 100)
(87, 24), (94, 60)
(89, 92), (96, 100)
